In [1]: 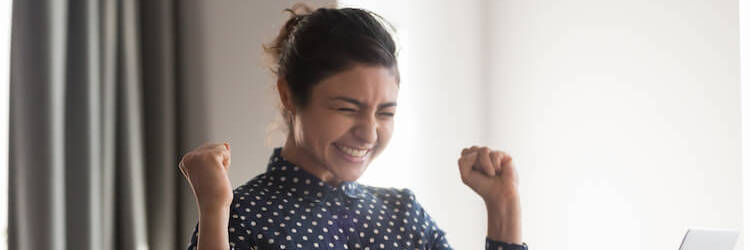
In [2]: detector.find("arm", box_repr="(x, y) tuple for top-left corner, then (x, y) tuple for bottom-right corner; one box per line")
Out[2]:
(485, 196), (522, 244)
(197, 207), (231, 250)
(457, 146), (528, 249)
(179, 143), (235, 250)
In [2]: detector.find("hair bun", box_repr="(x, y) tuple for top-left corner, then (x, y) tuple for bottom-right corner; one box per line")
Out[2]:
(264, 3), (313, 73)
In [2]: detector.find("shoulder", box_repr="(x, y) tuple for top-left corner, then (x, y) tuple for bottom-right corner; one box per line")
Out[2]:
(224, 174), (277, 248)
(231, 173), (276, 204)
(228, 173), (295, 226)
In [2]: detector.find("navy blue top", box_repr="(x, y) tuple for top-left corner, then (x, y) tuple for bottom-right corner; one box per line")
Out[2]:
(188, 148), (527, 249)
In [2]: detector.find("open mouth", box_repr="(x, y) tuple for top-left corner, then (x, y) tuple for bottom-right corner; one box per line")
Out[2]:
(334, 143), (371, 162)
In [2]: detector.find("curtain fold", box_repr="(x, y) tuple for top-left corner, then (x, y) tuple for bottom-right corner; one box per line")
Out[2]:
(10, 0), (194, 249)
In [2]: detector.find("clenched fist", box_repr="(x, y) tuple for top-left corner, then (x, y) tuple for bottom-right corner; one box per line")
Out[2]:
(458, 146), (520, 207)
(179, 143), (234, 213)
(458, 145), (522, 243)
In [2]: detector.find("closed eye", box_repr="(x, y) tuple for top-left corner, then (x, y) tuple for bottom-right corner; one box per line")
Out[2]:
(338, 108), (357, 112)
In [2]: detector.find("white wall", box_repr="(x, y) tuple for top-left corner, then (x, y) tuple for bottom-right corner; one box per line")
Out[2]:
(485, 0), (742, 249)
(741, 0), (750, 249)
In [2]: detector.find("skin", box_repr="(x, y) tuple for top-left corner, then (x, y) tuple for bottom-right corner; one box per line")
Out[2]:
(278, 64), (398, 186)
(178, 64), (523, 250)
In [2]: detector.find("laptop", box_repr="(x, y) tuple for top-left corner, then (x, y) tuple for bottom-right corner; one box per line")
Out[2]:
(679, 228), (739, 250)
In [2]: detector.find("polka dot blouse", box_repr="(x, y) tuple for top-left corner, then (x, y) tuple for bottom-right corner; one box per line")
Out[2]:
(187, 148), (528, 250)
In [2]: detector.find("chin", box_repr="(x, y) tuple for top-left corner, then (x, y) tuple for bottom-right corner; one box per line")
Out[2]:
(328, 146), (373, 177)
(333, 165), (366, 182)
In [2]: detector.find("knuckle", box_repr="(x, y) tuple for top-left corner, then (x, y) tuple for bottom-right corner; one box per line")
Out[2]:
(212, 154), (224, 163)
(181, 154), (194, 164)
(491, 152), (501, 161)
(460, 174), (470, 184)
(499, 151), (512, 161)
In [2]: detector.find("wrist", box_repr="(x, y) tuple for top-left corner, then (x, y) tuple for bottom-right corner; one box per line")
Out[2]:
(197, 208), (231, 250)
(485, 199), (522, 244)
(199, 203), (232, 218)
(482, 188), (519, 206)
(196, 194), (233, 215)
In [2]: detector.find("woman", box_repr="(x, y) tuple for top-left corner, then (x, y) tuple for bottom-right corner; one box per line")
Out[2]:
(180, 4), (527, 250)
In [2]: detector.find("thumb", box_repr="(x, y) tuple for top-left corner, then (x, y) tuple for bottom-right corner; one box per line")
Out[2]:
(222, 143), (231, 169)
(498, 152), (517, 183)
(458, 151), (479, 181)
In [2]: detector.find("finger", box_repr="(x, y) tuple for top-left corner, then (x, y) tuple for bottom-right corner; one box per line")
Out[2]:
(222, 147), (231, 169)
(210, 143), (227, 152)
(490, 151), (502, 174)
(477, 147), (495, 177)
(222, 143), (231, 168)
(177, 158), (191, 179)
(458, 151), (494, 194)
(464, 146), (479, 157)
(467, 146), (481, 166)
(498, 151), (518, 182)
(198, 143), (221, 151)
(177, 159), (186, 176)
(457, 151), (478, 181)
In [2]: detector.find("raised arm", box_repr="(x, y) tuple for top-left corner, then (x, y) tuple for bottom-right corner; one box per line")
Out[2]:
(458, 146), (527, 249)
(179, 143), (235, 250)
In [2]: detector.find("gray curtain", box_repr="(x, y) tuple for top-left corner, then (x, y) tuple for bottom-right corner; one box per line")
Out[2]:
(10, 0), (196, 249)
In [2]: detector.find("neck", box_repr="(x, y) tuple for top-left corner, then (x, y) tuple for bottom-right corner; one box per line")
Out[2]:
(280, 136), (343, 186)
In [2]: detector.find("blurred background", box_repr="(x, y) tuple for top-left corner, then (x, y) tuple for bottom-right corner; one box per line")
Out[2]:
(2, 0), (749, 249)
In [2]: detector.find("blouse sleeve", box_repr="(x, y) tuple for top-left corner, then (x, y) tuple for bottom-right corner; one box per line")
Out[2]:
(428, 229), (453, 250)
(485, 237), (529, 250)
(186, 193), (258, 250)
(186, 221), (251, 250)
(186, 223), (198, 250)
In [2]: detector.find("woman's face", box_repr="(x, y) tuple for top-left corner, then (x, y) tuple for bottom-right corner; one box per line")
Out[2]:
(292, 64), (399, 183)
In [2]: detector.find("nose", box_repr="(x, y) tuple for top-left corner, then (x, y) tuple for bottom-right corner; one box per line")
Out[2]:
(353, 113), (377, 145)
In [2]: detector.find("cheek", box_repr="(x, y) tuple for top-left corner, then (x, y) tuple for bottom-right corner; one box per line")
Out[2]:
(302, 111), (352, 146)
(376, 121), (395, 148)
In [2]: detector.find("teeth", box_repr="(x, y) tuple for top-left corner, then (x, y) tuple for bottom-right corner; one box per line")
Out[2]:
(337, 144), (369, 157)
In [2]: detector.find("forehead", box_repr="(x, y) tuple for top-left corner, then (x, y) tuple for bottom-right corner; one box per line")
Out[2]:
(313, 65), (399, 104)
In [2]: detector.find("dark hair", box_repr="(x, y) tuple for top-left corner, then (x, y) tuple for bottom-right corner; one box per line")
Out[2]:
(265, 3), (399, 111)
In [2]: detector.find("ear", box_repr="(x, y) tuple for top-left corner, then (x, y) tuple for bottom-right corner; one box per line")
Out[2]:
(277, 78), (295, 114)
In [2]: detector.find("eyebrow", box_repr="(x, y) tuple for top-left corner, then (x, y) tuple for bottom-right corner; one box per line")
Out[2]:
(330, 96), (397, 109)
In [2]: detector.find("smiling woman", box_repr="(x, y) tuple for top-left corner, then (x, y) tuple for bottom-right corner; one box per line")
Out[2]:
(179, 3), (527, 250)
(279, 65), (399, 184)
